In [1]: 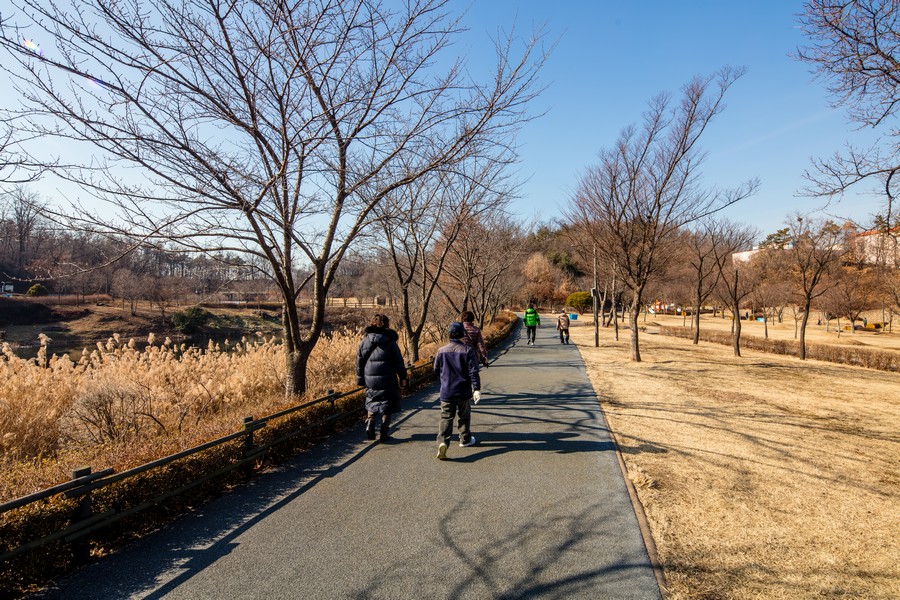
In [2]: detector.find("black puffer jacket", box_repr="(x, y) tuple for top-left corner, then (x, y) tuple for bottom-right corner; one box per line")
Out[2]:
(356, 326), (407, 401)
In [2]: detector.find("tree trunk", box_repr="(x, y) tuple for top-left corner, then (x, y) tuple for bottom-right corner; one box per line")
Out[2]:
(763, 313), (768, 338)
(799, 300), (811, 360)
(281, 286), (320, 397)
(282, 345), (308, 397)
(601, 282), (608, 326)
(693, 303), (702, 344)
(613, 299), (619, 340)
(398, 287), (420, 363)
(732, 303), (742, 357)
(407, 330), (421, 363)
(629, 294), (641, 361)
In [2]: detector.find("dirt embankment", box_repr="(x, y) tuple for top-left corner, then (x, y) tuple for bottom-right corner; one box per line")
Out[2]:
(0, 297), (57, 327)
(1, 298), (242, 358)
(0, 297), (379, 358)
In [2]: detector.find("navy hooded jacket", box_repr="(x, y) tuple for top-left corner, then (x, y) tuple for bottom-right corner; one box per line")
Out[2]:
(356, 326), (407, 401)
(433, 339), (481, 401)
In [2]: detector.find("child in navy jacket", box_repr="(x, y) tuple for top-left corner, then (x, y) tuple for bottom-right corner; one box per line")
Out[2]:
(433, 321), (481, 459)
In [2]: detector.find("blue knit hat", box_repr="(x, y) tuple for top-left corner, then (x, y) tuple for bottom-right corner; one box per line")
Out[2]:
(448, 322), (465, 339)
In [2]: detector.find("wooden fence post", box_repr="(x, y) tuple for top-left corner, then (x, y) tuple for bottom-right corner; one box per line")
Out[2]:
(242, 416), (255, 453)
(242, 416), (255, 477)
(70, 467), (92, 564)
(325, 390), (336, 432)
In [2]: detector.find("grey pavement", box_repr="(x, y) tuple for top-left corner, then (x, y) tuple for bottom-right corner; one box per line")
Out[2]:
(36, 320), (662, 600)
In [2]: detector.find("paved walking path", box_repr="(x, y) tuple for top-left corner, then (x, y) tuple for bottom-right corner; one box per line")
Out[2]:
(38, 321), (662, 599)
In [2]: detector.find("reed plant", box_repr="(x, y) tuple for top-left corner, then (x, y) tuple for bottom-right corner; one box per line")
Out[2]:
(0, 313), (516, 502)
(0, 330), (351, 501)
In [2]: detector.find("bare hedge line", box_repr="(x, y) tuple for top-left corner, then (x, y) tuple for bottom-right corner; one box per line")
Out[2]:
(658, 326), (900, 372)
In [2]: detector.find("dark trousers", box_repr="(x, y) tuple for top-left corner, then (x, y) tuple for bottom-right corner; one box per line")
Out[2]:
(559, 328), (569, 343)
(438, 398), (472, 445)
(526, 325), (536, 343)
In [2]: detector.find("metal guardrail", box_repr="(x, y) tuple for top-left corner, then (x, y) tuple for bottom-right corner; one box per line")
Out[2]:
(0, 358), (437, 566)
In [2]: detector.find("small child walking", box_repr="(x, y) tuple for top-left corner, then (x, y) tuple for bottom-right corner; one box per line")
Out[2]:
(557, 310), (570, 344)
(434, 322), (481, 460)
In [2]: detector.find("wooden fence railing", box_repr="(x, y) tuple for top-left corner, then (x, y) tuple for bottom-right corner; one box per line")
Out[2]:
(0, 359), (435, 566)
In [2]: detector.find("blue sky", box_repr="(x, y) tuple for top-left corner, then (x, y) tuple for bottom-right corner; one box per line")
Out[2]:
(3, 1), (885, 240)
(451, 0), (885, 237)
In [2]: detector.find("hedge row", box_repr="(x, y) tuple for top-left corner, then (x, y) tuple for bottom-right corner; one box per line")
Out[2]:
(658, 326), (900, 372)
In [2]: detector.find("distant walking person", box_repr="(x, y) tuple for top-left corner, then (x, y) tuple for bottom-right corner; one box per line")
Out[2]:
(434, 322), (481, 460)
(523, 303), (541, 345)
(557, 310), (570, 344)
(460, 310), (489, 368)
(356, 314), (408, 443)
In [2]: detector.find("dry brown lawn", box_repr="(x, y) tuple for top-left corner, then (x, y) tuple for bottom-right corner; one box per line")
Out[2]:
(570, 321), (900, 599)
(649, 313), (900, 352)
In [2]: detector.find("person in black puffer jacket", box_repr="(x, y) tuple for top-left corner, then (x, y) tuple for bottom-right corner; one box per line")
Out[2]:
(356, 313), (408, 442)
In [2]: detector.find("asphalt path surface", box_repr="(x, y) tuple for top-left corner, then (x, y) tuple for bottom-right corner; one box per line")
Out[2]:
(37, 319), (661, 599)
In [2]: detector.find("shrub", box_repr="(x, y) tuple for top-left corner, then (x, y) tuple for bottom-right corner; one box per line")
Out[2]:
(26, 283), (49, 297)
(566, 291), (592, 314)
(171, 306), (212, 333)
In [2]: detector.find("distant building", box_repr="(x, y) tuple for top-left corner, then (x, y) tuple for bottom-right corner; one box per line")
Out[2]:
(848, 227), (900, 268)
(731, 248), (759, 263)
(732, 228), (899, 268)
(731, 244), (792, 264)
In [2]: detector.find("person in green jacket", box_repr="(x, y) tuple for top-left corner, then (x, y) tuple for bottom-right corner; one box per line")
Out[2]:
(523, 303), (541, 345)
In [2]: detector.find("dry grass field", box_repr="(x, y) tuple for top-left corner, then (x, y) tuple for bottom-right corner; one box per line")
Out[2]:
(570, 320), (900, 599)
(648, 312), (900, 352)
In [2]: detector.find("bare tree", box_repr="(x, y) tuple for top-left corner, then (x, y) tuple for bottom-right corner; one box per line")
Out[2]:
(744, 248), (785, 338)
(0, 0), (546, 395)
(436, 207), (524, 321)
(797, 0), (900, 226)
(787, 215), (846, 359)
(522, 252), (559, 307)
(375, 159), (509, 362)
(469, 212), (528, 324)
(683, 226), (723, 343)
(111, 268), (143, 316)
(820, 265), (877, 334)
(708, 220), (758, 357)
(0, 117), (42, 183)
(0, 187), (48, 278)
(568, 67), (758, 361)
(881, 267), (900, 332)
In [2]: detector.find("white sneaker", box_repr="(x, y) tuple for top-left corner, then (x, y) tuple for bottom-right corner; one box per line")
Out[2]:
(436, 443), (448, 460)
(459, 436), (477, 448)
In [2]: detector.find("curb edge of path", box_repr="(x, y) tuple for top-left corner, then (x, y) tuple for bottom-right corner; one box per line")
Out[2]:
(594, 395), (669, 599)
